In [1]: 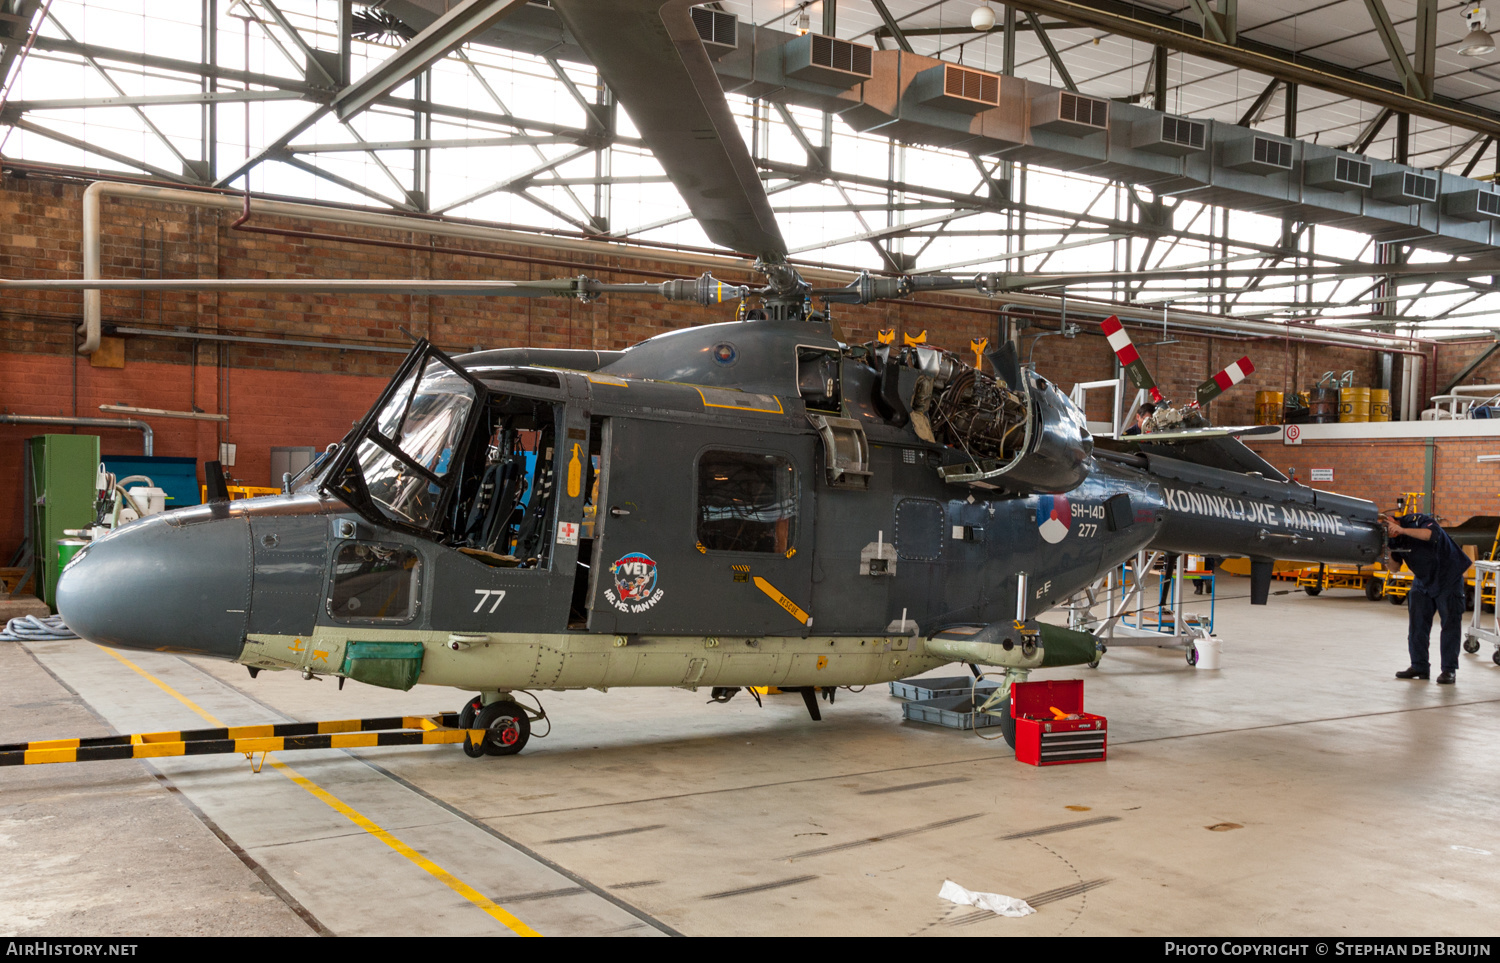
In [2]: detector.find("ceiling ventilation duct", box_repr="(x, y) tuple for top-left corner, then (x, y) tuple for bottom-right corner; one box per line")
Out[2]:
(911, 63), (1001, 113)
(691, 5), (738, 58)
(1132, 115), (1206, 155)
(1223, 134), (1294, 174)
(1305, 154), (1372, 192)
(1032, 90), (1108, 136)
(1442, 187), (1500, 220)
(783, 33), (873, 88)
(1373, 170), (1438, 205)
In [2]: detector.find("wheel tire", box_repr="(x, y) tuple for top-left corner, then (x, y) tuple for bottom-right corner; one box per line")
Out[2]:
(476, 700), (531, 756)
(1493, 649), (1500, 667)
(1304, 585), (1322, 597)
(1389, 592), (1406, 606)
(996, 696), (1016, 750)
(1364, 580), (1382, 601)
(1186, 645), (1199, 666)
(459, 696), (485, 758)
(1464, 638), (1481, 654)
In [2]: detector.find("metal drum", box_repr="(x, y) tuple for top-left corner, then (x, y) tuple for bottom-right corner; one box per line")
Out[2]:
(1254, 390), (1284, 425)
(1308, 387), (1339, 424)
(1370, 388), (1391, 422)
(56, 538), (88, 584)
(1339, 386), (1371, 423)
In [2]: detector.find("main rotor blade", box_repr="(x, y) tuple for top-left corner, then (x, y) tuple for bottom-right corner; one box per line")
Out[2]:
(0, 274), (751, 303)
(550, 0), (787, 262)
(987, 260), (1500, 289)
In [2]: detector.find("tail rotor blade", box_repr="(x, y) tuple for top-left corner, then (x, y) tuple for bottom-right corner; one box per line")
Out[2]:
(1196, 356), (1255, 406)
(1100, 316), (1162, 402)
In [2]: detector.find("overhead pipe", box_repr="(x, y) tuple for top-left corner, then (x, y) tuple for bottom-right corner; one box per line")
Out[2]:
(0, 414), (153, 455)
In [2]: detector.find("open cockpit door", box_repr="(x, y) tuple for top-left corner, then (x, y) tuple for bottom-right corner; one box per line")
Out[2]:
(322, 340), (487, 540)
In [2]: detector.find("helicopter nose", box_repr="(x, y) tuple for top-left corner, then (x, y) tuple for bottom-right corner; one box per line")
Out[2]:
(57, 510), (252, 659)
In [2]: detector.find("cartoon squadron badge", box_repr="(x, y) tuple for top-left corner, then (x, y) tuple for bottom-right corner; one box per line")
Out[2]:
(606, 552), (665, 613)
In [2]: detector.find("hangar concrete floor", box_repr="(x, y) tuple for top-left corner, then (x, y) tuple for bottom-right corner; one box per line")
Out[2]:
(2, 574), (1497, 938)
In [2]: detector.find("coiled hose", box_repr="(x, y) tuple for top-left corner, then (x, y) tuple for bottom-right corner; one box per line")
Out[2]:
(0, 614), (79, 641)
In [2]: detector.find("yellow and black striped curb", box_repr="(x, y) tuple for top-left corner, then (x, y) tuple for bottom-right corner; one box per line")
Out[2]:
(1, 713), (481, 766)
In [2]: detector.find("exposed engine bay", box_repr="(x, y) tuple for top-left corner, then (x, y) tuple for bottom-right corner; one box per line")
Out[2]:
(867, 338), (1093, 495)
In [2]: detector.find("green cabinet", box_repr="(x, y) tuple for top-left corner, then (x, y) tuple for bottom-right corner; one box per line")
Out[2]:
(29, 434), (100, 610)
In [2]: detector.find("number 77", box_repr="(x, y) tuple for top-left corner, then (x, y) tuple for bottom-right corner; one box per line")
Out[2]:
(473, 589), (507, 613)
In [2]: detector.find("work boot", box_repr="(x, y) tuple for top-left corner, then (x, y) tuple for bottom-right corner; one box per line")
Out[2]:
(1436, 671), (1456, 685)
(1394, 666), (1429, 680)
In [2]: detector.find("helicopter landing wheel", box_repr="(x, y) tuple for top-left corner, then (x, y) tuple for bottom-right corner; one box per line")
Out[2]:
(475, 700), (531, 756)
(459, 695), (485, 758)
(1464, 638), (1481, 655)
(1186, 645), (1199, 667)
(1493, 649), (1500, 667)
(995, 697), (1016, 750)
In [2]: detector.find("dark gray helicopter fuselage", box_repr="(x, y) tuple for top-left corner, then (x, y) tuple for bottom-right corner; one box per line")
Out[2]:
(56, 318), (1383, 696)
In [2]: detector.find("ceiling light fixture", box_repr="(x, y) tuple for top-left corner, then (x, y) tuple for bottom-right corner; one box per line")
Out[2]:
(971, 3), (997, 31)
(794, 8), (811, 34)
(1460, 4), (1495, 57)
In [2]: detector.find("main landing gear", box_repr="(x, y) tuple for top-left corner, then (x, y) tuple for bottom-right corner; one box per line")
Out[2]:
(458, 692), (545, 757)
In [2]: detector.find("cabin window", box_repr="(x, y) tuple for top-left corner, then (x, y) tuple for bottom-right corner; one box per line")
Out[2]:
(696, 450), (798, 553)
(329, 541), (420, 622)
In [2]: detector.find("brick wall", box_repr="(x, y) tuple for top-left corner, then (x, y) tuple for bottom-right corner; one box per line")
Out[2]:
(0, 172), (1439, 557)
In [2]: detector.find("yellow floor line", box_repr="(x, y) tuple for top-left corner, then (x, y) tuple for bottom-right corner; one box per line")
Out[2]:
(96, 646), (541, 937)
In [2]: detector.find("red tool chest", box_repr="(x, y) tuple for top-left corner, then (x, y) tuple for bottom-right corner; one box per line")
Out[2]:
(1011, 679), (1107, 766)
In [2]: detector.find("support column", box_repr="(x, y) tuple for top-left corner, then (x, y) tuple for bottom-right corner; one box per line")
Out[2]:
(1153, 44), (1167, 111)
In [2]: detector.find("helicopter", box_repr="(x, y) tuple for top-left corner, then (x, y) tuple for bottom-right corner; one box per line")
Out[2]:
(51, 0), (1386, 755)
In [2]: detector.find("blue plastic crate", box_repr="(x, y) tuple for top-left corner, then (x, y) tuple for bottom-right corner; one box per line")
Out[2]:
(901, 692), (1009, 730)
(889, 675), (999, 702)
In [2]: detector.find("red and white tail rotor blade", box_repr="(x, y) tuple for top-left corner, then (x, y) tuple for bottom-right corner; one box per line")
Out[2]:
(1100, 315), (1161, 402)
(1196, 356), (1255, 406)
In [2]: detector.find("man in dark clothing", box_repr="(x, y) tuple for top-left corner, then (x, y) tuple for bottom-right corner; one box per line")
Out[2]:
(1382, 512), (1472, 684)
(1124, 402), (1156, 437)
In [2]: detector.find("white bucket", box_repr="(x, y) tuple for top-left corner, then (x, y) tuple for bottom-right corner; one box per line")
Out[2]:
(1194, 638), (1222, 670)
(127, 486), (167, 516)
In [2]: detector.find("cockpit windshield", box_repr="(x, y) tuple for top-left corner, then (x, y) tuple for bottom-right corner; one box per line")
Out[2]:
(357, 361), (475, 527)
(324, 341), (563, 564)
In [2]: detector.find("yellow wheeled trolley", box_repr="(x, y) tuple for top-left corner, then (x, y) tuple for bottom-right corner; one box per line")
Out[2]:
(1295, 563), (1383, 599)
